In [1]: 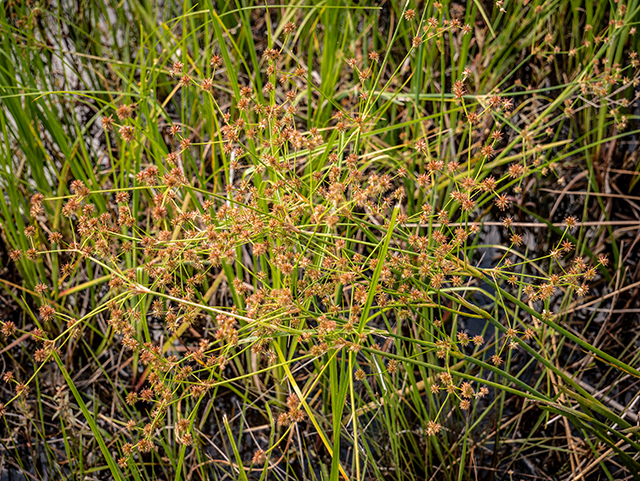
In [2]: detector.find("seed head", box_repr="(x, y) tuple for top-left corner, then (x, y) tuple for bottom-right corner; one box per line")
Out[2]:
(510, 234), (523, 247)
(477, 387), (489, 398)
(201, 78), (213, 90)
(116, 104), (133, 120)
(564, 216), (578, 229)
(387, 359), (398, 374)
(39, 305), (56, 322)
(70, 180), (90, 197)
(426, 420), (441, 436)
(452, 80), (466, 99)
(119, 125), (135, 142)
(460, 382), (475, 398)
(494, 194), (510, 211)
(170, 61), (184, 76)
(178, 74), (191, 87)
(210, 55), (222, 68)
(262, 48), (280, 61)
(253, 448), (267, 464)
(101, 115), (114, 131)
(286, 393), (299, 410)
(283, 22), (297, 34)
(561, 240), (574, 252)
(481, 144), (494, 158)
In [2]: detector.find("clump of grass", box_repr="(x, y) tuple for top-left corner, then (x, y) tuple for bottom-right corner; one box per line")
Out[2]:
(2, 1), (640, 480)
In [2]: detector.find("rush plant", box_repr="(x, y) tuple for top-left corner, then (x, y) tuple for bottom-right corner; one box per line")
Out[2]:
(1, 1), (640, 480)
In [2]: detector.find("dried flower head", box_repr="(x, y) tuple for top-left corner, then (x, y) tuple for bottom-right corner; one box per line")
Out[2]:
(101, 115), (114, 131)
(170, 61), (184, 76)
(119, 125), (135, 142)
(116, 104), (133, 120)
(252, 448), (267, 464)
(426, 420), (442, 436)
(210, 55), (222, 68)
